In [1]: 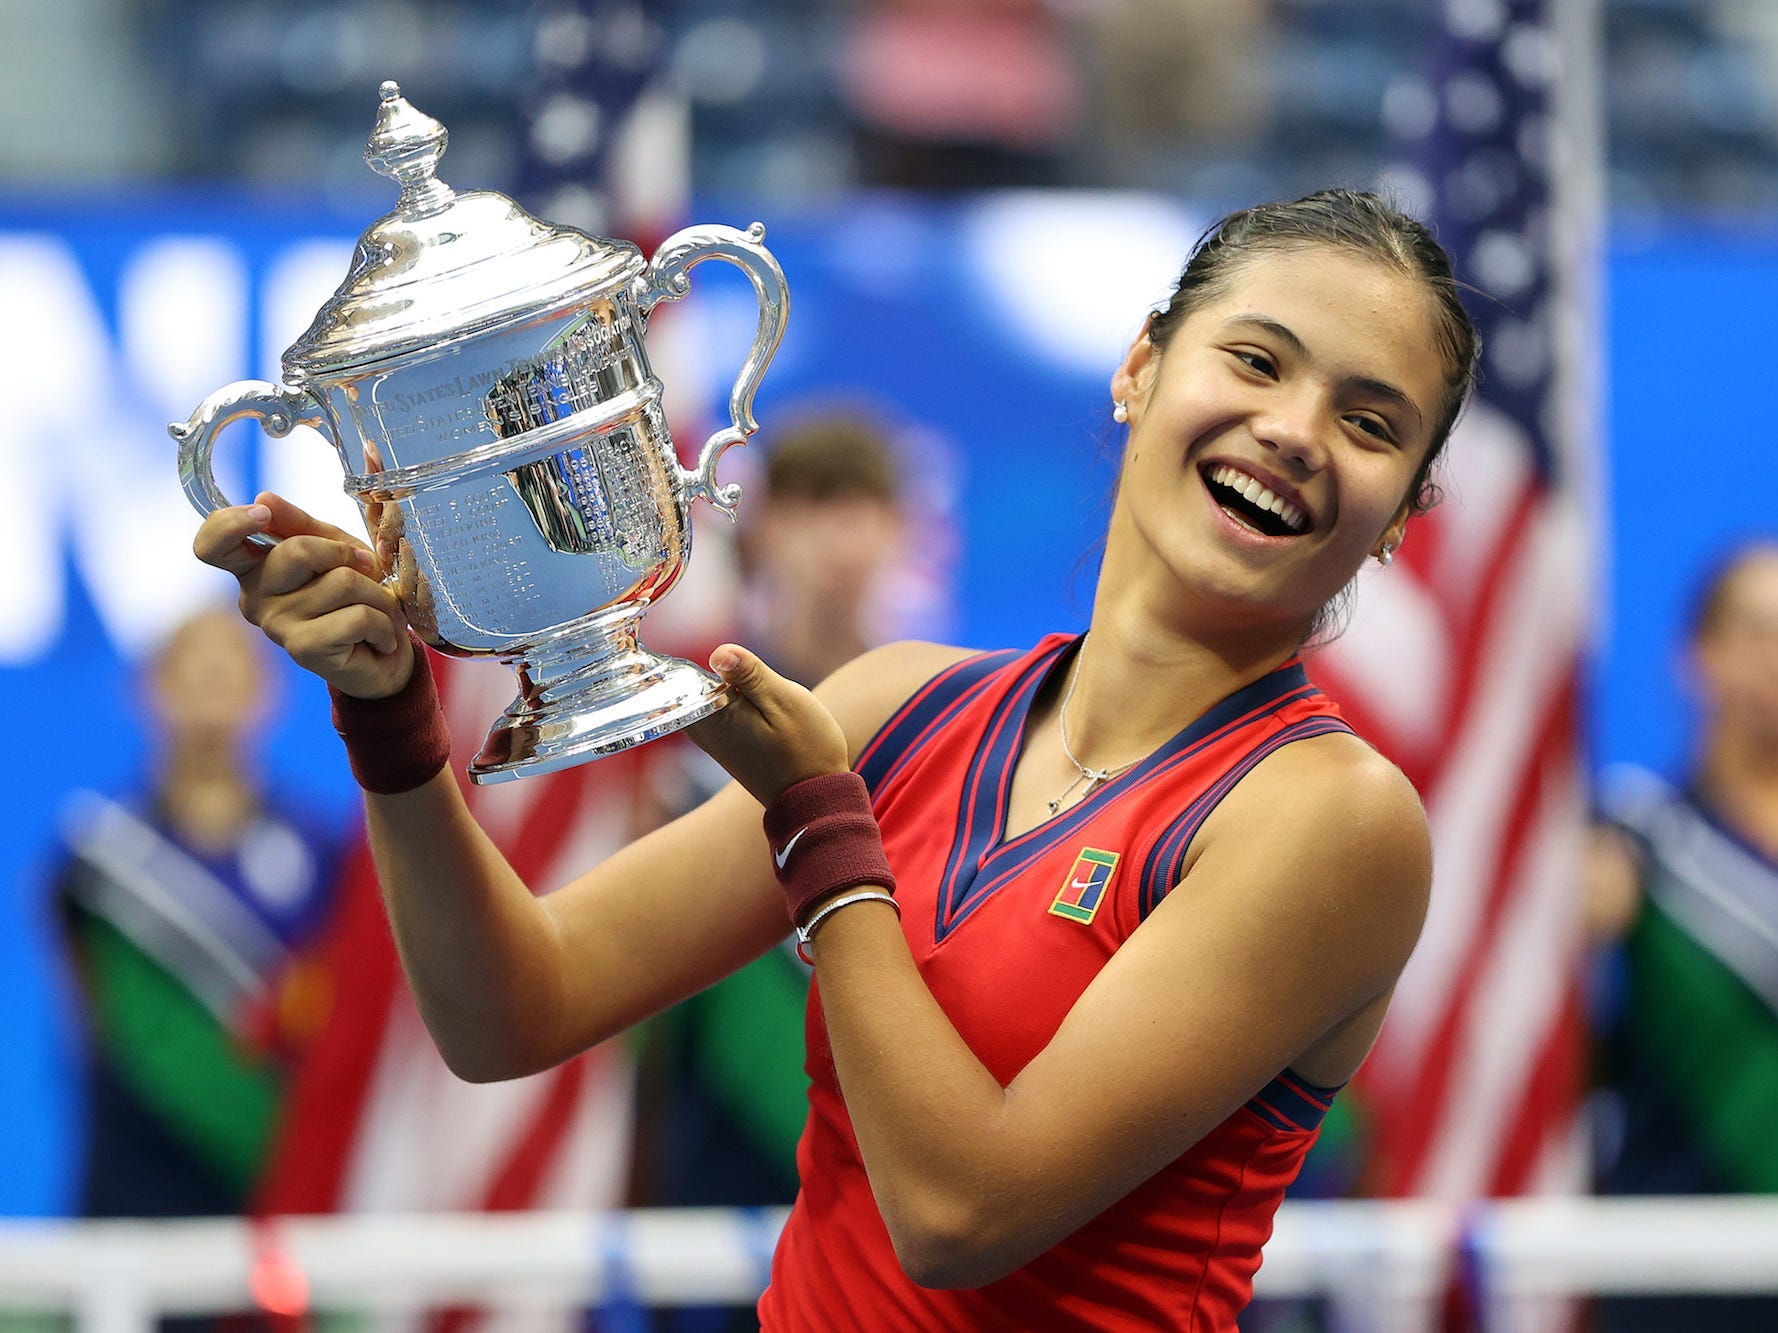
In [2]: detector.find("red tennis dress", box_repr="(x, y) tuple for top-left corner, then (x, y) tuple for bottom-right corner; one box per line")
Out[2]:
(758, 634), (1354, 1331)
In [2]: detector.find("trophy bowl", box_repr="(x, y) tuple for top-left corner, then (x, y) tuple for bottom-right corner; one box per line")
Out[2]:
(173, 82), (788, 783)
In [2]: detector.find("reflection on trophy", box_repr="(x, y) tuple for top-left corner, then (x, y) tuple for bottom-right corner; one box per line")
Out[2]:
(172, 81), (788, 783)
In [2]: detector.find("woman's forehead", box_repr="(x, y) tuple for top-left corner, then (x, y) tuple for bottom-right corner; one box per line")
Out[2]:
(1191, 249), (1449, 397)
(1200, 247), (1429, 324)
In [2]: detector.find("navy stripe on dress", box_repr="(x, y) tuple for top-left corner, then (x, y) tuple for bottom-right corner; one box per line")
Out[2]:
(935, 642), (1068, 940)
(1244, 1070), (1344, 1133)
(1137, 715), (1355, 919)
(855, 647), (1023, 799)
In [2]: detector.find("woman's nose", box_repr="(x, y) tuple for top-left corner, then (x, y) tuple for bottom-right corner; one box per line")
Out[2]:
(1252, 392), (1327, 470)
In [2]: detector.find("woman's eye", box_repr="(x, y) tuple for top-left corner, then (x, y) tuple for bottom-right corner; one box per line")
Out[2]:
(1233, 350), (1276, 376)
(1349, 415), (1395, 443)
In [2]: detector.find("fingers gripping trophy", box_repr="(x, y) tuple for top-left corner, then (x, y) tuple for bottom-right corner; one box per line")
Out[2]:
(173, 82), (788, 782)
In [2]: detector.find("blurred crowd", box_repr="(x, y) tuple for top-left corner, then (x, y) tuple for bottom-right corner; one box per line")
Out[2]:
(7, 0), (1778, 217)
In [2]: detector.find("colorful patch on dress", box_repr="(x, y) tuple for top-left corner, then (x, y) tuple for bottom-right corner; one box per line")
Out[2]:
(1049, 848), (1120, 924)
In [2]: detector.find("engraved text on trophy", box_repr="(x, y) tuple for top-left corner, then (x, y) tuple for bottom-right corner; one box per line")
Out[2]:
(484, 308), (642, 437)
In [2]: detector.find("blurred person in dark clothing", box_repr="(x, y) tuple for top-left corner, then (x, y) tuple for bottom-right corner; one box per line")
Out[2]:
(55, 606), (338, 1219)
(1588, 541), (1778, 1331)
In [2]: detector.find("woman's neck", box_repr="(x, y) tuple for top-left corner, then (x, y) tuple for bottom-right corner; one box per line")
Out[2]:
(1057, 586), (1305, 769)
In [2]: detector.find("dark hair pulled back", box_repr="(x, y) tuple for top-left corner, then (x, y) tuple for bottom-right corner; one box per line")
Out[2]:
(1145, 189), (1480, 516)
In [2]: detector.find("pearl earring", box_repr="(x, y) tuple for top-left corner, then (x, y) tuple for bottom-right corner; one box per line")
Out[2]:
(1113, 399), (1128, 424)
(1377, 543), (1398, 567)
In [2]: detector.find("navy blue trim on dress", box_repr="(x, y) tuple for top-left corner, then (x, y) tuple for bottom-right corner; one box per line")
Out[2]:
(931, 639), (1329, 943)
(934, 640), (1070, 942)
(1136, 715), (1355, 919)
(855, 648), (1023, 799)
(1244, 1070), (1345, 1134)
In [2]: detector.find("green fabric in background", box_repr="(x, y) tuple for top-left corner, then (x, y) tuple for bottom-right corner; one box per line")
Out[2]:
(1625, 899), (1778, 1193)
(76, 915), (282, 1194)
(686, 947), (810, 1184)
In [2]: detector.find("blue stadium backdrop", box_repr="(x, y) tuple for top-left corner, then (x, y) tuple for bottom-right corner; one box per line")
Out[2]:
(0, 193), (1771, 1213)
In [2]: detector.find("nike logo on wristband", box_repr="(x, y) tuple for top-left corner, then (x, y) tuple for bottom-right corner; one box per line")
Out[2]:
(774, 826), (809, 870)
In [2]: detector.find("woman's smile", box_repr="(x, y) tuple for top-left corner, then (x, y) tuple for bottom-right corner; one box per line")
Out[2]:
(1198, 460), (1314, 538)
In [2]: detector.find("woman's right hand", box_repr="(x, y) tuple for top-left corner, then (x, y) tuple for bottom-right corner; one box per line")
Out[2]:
(192, 490), (415, 700)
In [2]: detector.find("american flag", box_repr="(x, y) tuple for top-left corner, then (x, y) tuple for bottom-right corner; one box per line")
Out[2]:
(257, 8), (690, 1329)
(1311, 0), (1598, 1207)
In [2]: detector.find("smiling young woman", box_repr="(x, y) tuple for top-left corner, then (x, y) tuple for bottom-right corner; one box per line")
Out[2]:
(192, 189), (1480, 1331)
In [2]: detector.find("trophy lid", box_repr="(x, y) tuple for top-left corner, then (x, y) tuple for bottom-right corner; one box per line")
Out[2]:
(283, 82), (643, 379)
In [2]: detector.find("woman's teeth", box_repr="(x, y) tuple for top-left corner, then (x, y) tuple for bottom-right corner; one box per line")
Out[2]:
(1208, 464), (1307, 533)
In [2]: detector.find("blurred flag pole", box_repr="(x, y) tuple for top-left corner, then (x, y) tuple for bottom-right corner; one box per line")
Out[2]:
(1310, 0), (1605, 1326)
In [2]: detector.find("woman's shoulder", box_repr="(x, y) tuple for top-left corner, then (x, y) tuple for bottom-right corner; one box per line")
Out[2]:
(1250, 729), (1428, 843)
(1195, 728), (1431, 910)
(1170, 729), (1431, 993)
(814, 640), (989, 758)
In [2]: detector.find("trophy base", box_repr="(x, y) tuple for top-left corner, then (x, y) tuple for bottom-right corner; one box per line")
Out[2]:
(467, 623), (731, 785)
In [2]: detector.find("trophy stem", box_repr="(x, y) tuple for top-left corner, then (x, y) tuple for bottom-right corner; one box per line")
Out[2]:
(467, 610), (730, 784)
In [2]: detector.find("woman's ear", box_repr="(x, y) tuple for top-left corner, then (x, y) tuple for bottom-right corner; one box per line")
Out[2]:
(1111, 331), (1156, 410)
(1373, 506), (1411, 563)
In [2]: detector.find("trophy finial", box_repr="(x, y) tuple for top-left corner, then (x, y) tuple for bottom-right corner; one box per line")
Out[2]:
(365, 81), (456, 218)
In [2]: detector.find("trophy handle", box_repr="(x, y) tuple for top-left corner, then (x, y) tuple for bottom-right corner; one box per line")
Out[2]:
(170, 381), (331, 550)
(634, 221), (789, 519)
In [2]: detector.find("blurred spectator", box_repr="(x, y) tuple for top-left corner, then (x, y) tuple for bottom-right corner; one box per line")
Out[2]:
(737, 412), (909, 686)
(17, 1), (1778, 217)
(836, 0), (1084, 189)
(54, 606), (339, 1219)
(634, 409), (912, 1230)
(1079, 0), (1277, 194)
(1588, 541), (1778, 1331)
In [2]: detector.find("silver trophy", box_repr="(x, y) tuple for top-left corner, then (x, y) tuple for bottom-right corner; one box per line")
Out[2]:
(174, 81), (788, 783)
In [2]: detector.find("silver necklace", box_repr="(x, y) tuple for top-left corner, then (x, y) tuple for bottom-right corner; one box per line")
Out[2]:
(1048, 644), (1141, 816)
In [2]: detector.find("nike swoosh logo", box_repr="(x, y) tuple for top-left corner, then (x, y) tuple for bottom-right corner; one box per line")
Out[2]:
(774, 826), (809, 870)
(1071, 877), (1096, 891)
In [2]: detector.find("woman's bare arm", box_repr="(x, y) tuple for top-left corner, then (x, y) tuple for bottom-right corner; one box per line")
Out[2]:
(361, 771), (789, 1080)
(370, 638), (976, 1079)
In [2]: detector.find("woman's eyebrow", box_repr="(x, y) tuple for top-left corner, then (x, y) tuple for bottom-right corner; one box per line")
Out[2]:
(1221, 314), (1308, 359)
(1220, 314), (1424, 430)
(1349, 375), (1424, 431)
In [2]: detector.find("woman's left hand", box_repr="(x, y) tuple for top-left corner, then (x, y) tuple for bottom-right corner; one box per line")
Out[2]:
(687, 645), (852, 807)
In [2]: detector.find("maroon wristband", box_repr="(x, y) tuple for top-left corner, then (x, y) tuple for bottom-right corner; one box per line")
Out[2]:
(328, 636), (453, 795)
(763, 771), (896, 928)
